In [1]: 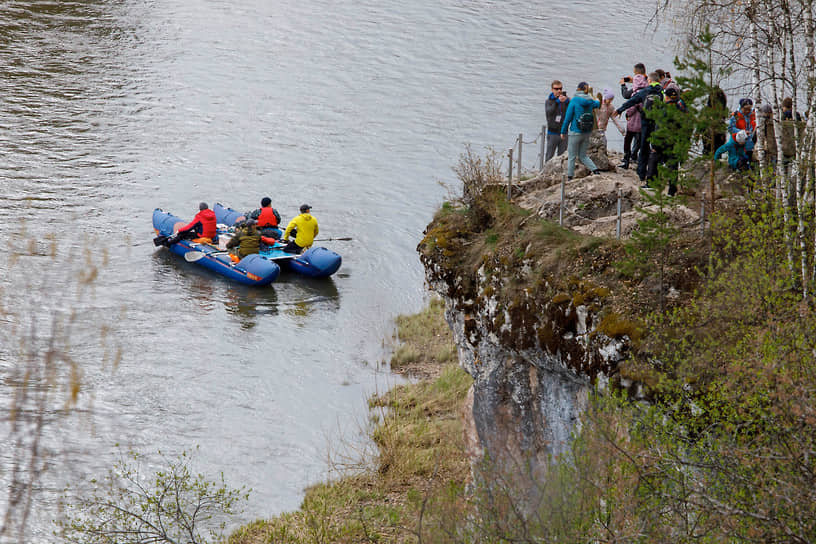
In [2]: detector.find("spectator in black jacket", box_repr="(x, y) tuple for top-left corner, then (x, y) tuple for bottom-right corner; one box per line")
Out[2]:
(544, 80), (570, 161)
(614, 72), (664, 185)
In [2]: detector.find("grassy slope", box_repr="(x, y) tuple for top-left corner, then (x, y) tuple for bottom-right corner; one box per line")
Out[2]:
(227, 297), (472, 544)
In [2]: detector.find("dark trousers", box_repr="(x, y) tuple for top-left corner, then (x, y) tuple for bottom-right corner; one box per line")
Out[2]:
(646, 146), (680, 196)
(636, 126), (654, 181)
(623, 130), (641, 163)
(545, 132), (567, 162)
(283, 240), (303, 254)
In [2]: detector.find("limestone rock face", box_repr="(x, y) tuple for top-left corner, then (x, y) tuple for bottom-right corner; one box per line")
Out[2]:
(422, 262), (629, 483)
(421, 165), (705, 498)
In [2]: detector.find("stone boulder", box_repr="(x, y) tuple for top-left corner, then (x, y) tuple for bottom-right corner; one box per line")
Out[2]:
(539, 130), (613, 183)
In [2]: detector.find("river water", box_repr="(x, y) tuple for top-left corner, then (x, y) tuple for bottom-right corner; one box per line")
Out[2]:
(0, 0), (675, 539)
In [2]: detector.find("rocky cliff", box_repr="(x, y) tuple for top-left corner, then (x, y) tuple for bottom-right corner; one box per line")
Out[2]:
(419, 149), (706, 484)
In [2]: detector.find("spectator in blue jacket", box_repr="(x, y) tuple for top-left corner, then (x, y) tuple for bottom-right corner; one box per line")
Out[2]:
(560, 81), (601, 180)
(714, 129), (751, 171)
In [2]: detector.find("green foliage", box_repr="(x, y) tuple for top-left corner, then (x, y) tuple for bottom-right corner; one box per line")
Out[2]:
(566, 200), (816, 542)
(617, 41), (716, 310)
(618, 178), (678, 310)
(674, 27), (732, 159)
(59, 448), (249, 544)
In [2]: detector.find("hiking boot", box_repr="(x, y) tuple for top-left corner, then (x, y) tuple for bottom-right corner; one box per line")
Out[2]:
(592, 169), (601, 175)
(617, 161), (629, 169)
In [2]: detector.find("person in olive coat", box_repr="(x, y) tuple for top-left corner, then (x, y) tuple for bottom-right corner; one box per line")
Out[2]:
(226, 219), (262, 258)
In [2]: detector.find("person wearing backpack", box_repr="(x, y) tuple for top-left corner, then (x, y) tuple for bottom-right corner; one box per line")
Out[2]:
(646, 87), (689, 195)
(613, 72), (664, 185)
(560, 81), (601, 180)
(618, 63), (648, 169)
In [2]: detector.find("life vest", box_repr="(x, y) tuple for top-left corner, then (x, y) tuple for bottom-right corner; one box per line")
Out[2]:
(731, 111), (756, 141)
(257, 207), (280, 227)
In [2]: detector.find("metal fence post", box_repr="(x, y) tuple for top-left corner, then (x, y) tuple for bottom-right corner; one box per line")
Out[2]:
(616, 188), (622, 240)
(700, 190), (706, 236)
(517, 133), (523, 182)
(507, 148), (514, 200)
(559, 174), (566, 226)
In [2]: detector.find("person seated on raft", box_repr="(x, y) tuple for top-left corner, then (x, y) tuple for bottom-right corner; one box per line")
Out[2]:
(282, 204), (318, 254)
(225, 219), (265, 259)
(157, 202), (217, 246)
(242, 196), (282, 237)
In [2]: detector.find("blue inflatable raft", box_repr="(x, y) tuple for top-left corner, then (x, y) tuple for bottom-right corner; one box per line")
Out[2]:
(153, 208), (280, 286)
(214, 203), (342, 279)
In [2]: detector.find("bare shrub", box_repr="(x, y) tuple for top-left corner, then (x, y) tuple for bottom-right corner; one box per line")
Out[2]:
(453, 144), (504, 206)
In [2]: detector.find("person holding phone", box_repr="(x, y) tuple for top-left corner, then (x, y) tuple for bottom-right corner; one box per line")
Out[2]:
(544, 80), (570, 162)
(618, 63), (648, 169)
(656, 68), (682, 94)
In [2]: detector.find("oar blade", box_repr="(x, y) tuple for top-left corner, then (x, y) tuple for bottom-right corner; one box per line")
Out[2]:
(184, 251), (207, 262)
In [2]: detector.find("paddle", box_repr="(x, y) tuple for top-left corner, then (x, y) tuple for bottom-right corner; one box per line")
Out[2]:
(184, 250), (228, 263)
(184, 249), (296, 263)
(313, 237), (352, 241)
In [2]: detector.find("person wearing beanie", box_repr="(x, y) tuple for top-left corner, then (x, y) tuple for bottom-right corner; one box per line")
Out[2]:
(560, 81), (602, 181)
(282, 204), (319, 253)
(728, 97), (757, 162)
(243, 196), (282, 236)
(756, 103), (777, 164)
(596, 87), (625, 148)
(714, 130), (751, 171)
(226, 218), (262, 258)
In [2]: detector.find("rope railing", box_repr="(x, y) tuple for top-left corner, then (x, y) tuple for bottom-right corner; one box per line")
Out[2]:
(502, 127), (549, 200)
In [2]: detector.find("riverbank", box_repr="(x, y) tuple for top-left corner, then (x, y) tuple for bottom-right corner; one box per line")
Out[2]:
(227, 297), (472, 543)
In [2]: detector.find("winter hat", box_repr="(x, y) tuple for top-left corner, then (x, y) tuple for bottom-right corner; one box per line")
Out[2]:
(576, 81), (589, 91)
(739, 97), (754, 108)
(602, 87), (615, 100)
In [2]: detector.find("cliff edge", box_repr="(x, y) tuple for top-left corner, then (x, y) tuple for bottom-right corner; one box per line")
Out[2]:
(419, 149), (716, 485)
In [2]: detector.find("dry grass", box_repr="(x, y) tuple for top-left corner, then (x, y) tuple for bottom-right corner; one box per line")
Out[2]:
(391, 297), (457, 378)
(227, 301), (472, 544)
